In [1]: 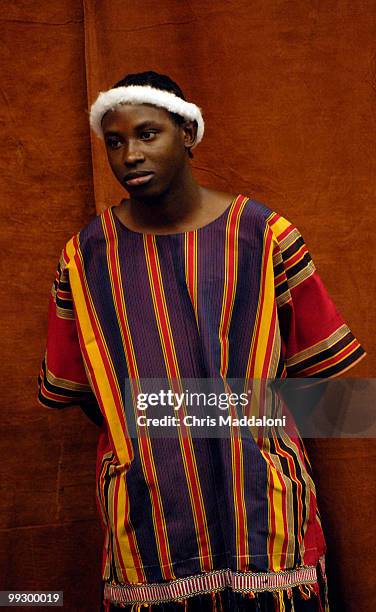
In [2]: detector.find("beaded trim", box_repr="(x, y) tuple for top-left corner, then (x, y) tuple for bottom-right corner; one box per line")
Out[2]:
(104, 563), (319, 606)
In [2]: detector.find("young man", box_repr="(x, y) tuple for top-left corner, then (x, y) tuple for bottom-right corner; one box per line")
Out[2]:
(38, 71), (366, 611)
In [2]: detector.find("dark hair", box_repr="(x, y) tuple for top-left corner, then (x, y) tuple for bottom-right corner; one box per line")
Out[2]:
(112, 71), (194, 158)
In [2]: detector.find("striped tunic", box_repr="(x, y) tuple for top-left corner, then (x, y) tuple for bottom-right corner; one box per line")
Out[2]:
(38, 195), (365, 608)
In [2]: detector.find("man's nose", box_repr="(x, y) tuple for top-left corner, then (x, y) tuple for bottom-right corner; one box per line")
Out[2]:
(124, 140), (145, 166)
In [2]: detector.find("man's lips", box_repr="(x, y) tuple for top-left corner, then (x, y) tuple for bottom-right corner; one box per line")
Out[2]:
(123, 171), (155, 187)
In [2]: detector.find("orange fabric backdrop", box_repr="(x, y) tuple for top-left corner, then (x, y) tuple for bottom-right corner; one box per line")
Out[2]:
(0, 2), (102, 610)
(1, 1), (375, 610)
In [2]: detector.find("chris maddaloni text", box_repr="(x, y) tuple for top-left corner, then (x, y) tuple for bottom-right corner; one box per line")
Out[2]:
(136, 415), (287, 427)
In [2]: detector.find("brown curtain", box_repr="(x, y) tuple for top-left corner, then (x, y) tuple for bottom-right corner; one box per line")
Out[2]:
(1, 1), (374, 610)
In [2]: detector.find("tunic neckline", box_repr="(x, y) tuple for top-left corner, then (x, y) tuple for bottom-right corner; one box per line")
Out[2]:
(109, 194), (242, 237)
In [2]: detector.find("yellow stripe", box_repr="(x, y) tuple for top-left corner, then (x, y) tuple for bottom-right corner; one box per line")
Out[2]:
(246, 218), (277, 379)
(272, 491), (286, 572)
(244, 219), (286, 569)
(268, 214), (294, 240)
(66, 236), (140, 582)
(66, 237), (131, 465)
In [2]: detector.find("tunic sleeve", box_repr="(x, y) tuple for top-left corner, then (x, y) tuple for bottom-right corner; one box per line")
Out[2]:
(37, 247), (96, 408)
(269, 214), (366, 378)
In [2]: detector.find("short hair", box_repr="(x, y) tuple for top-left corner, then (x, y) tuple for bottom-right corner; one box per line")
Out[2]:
(112, 71), (194, 158)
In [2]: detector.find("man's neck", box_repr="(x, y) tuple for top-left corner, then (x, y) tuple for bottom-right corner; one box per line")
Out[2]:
(126, 166), (204, 232)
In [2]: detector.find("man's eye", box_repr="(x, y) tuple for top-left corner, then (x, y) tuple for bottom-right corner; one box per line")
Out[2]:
(106, 136), (122, 149)
(140, 131), (157, 141)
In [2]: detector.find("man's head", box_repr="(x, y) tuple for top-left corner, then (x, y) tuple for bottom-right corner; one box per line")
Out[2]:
(90, 71), (204, 151)
(89, 71), (204, 198)
(111, 71), (191, 146)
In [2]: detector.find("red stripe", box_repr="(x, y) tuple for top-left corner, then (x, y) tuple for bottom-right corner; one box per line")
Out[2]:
(39, 385), (75, 403)
(267, 212), (282, 229)
(262, 303), (277, 378)
(179, 434), (211, 564)
(56, 289), (72, 299)
(187, 232), (195, 303)
(229, 409), (247, 567)
(257, 379), (268, 448)
(299, 338), (359, 376)
(274, 273), (288, 287)
(145, 236), (178, 377)
(283, 244), (309, 269)
(274, 223), (294, 242)
(220, 196), (245, 375)
(267, 469), (277, 569)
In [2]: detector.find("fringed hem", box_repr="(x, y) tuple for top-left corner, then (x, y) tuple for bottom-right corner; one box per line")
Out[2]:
(103, 584), (327, 611)
(103, 557), (329, 611)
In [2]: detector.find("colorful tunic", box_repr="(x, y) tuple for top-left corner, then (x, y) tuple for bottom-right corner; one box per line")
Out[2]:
(38, 195), (365, 610)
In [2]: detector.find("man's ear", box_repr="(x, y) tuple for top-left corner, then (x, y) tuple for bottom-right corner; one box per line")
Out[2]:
(182, 120), (198, 150)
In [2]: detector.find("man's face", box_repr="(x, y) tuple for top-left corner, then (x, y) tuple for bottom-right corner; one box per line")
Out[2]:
(101, 104), (190, 198)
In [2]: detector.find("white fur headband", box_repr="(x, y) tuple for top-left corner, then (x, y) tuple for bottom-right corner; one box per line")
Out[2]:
(89, 85), (204, 148)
